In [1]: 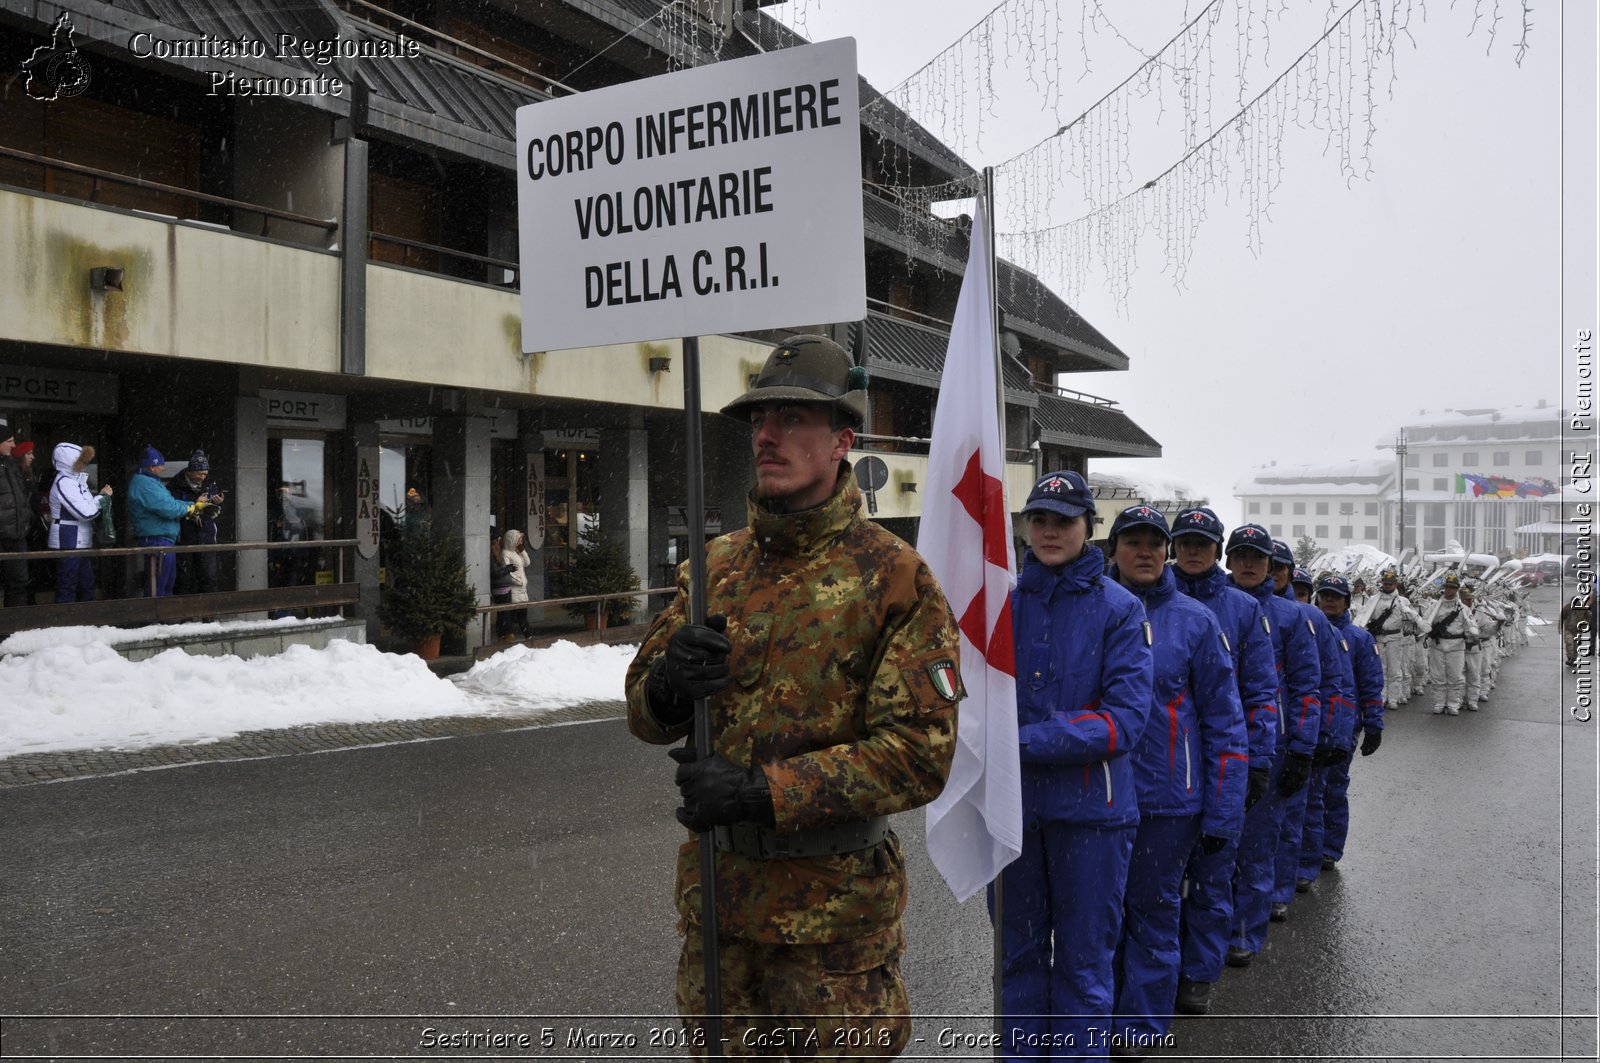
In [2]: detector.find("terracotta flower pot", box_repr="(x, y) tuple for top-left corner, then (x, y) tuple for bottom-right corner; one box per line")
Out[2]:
(414, 633), (443, 660)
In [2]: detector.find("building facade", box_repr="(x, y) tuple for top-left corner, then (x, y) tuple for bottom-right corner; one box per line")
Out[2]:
(0, 0), (1159, 647)
(1234, 402), (1566, 560)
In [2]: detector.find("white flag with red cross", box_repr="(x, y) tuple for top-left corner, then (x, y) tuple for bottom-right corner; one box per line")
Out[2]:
(918, 196), (1023, 903)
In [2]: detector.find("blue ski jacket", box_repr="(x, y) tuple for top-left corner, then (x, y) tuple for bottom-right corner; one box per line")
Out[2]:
(1013, 544), (1154, 828)
(1175, 563), (1280, 772)
(1285, 589), (1358, 754)
(1332, 612), (1387, 735)
(1120, 567), (1249, 839)
(127, 468), (193, 540)
(1232, 575), (1322, 756)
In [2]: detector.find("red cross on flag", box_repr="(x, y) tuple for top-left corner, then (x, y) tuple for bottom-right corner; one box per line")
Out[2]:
(918, 195), (1022, 903)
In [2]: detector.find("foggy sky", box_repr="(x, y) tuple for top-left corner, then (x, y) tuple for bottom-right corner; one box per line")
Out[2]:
(774, 0), (1571, 520)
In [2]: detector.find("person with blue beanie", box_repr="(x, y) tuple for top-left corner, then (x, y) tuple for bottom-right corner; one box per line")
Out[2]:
(999, 470), (1153, 1062)
(1105, 505), (1246, 1055)
(127, 445), (215, 597)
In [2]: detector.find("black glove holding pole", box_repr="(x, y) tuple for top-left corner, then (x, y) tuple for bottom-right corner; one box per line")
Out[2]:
(1244, 767), (1270, 810)
(645, 614), (730, 725)
(1360, 729), (1383, 757)
(669, 748), (775, 832)
(1276, 752), (1314, 797)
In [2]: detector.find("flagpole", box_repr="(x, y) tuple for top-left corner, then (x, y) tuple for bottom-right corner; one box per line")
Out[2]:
(682, 334), (725, 1060)
(982, 164), (1007, 1058)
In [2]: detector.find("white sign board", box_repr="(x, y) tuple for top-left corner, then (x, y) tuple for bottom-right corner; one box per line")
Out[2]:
(516, 38), (865, 352)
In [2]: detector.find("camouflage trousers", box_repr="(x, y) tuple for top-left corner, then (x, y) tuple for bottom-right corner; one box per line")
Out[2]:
(675, 920), (910, 1059)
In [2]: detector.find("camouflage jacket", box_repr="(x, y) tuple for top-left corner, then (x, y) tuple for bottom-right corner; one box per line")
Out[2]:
(626, 464), (962, 945)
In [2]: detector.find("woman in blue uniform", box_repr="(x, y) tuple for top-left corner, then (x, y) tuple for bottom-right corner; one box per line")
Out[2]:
(1106, 506), (1247, 1054)
(1000, 471), (1153, 1062)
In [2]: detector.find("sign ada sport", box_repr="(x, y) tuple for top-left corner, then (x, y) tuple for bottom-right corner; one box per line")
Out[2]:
(516, 38), (864, 353)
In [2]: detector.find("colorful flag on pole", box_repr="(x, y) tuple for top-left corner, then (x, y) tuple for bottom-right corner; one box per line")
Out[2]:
(919, 196), (1023, 903)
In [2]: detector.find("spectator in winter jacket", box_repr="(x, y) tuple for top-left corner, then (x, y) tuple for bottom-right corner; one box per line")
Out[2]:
(1107, 505), (1247, 1052)
(501, 528), (532, 638)
(48, 442), (114, 603)
(1000, 470), (1154, 1061)
(127, 445), (213, 598)
(167, 449), (225, 595)
(1169, 506), (1280, 1016)
(0, 423), (35, 606)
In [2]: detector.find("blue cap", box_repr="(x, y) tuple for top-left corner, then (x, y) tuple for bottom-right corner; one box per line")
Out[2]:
(139, 444), (165, 468)
(1172, 506), (1225, 545)
(1291, 566), (1313, 588)
(1225, 523), (1274, 557)
(1316, 573), (1352, 599)
(1270, 539), (1296, 569)
(1023, 470), (1094, 520)
(1108, 504), (1171, 545)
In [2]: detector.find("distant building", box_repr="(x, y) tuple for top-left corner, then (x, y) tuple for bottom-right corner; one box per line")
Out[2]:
(1235, 401), (1565, 558)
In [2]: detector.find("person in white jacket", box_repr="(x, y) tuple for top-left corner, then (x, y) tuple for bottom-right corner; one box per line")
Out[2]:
(1422, 573), (1479, 716)
(47, 442), (113, 603)
(502, 527), (532, 636)
(1354, 568), (1423, 710)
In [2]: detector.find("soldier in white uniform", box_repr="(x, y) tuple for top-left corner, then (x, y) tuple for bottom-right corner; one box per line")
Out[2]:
(1460, 583), (1489, 710)
(1355, 569), (1422, 709)
(1423, 573), (1479, 716)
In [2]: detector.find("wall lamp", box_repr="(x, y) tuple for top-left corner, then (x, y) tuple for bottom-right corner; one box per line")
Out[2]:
(89, 266), (124, 292)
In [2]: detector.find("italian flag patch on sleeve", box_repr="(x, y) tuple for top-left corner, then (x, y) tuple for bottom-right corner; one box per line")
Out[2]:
(928, 660), (960, 701)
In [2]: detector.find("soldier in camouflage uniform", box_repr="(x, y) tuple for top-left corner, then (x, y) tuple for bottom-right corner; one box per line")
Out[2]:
(626, 335), (962, 1059)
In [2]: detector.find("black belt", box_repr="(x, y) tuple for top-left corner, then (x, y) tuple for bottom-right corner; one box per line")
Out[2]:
(1435, 633), (1465, 640)
(712, 817), (889, 860)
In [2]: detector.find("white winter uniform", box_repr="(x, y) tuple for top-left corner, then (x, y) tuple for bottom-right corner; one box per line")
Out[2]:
(1423, 594), (1479, 714)
(1357, 588), (1422, 706)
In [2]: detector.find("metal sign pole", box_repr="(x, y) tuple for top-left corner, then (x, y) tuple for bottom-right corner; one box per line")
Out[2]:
(982, 166), (1007, 1059)
(681, 334), (724, 1058)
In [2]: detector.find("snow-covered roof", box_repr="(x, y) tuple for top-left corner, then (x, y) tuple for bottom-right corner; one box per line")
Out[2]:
(1088, 471), (1204, 504)
(1234, 457), (1393, 496)
(1371, 402), (1564, 448)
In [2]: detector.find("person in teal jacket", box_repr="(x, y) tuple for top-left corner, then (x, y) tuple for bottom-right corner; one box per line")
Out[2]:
(127, 445), (214, 597)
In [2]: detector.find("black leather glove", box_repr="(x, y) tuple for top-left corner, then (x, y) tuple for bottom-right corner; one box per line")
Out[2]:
(1199, 834), (1231, 856)
(664, 614), (731, 701)
(1314, 745), (1346, 767)
(1360, 729), (1383, 757)
(668, 747), (774, 832)
(1244, 768), (1269, 810)
(1276, 752), (1314, 797)
(646, 615), (731, 725)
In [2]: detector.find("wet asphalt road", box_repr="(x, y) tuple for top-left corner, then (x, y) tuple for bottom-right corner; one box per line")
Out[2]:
(0, 584), (1593, 1061)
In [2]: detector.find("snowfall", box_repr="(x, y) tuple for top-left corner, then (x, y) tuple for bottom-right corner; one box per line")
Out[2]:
(0, 619), (636, 759)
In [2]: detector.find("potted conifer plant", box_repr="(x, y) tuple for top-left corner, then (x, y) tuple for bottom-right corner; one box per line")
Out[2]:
(378, 519), (479, 659)
(563, 521), (642, 628)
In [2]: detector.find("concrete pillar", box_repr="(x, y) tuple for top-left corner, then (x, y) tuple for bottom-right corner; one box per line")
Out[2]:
(599, 425), (650, 608)
(432, 414), (492, 652)
(347, 421), (382, 640)
(233, 396), (269, 592)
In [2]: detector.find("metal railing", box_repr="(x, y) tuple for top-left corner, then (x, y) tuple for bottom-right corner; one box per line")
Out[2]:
(1, 540), (360, 634)
(0, 146), (338, 237)
(477, 587), (675, 645)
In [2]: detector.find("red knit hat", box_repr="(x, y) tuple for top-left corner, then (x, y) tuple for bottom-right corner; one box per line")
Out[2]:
(13, 441), (34, 457)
